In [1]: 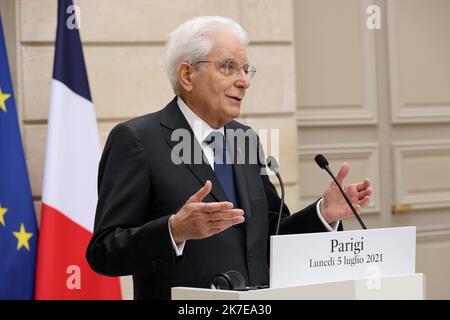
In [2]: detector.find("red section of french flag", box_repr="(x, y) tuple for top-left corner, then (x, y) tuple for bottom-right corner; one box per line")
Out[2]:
(35, 204), (121, 300)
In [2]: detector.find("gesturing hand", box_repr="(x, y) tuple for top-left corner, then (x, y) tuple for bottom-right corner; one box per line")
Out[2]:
(320, 163), (372, 224)
(170, 180), (245, 244)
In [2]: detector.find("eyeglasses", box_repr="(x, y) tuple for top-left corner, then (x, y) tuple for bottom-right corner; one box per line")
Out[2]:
(192, 59), (256, 80)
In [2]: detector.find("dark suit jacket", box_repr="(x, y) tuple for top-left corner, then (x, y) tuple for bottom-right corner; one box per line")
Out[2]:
(86, 97), (335, 299)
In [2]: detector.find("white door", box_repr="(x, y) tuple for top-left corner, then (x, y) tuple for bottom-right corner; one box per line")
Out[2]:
(294, 0), (450, 299)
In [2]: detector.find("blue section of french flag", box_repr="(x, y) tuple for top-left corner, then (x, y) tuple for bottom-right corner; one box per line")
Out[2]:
(53, 0), (91, 102)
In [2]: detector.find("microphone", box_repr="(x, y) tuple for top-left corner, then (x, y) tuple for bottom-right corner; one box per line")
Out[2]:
(210, 270), (268, 291)
(266, 156), (285, 235)
(314, 154), (367, 230)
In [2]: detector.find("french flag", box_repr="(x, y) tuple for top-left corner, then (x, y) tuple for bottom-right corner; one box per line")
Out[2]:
(35, 0), (121, 299)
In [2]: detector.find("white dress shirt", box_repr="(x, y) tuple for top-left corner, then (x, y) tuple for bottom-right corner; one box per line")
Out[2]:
(168, 96), (339, 256)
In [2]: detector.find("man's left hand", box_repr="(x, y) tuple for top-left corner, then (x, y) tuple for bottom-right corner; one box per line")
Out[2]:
(320, 162), (372, 224)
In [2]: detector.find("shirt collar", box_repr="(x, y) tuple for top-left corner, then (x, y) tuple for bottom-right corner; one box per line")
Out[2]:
(177, 96), (225, 145)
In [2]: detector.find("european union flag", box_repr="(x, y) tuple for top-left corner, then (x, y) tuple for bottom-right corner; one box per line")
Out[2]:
(0, 13), (38, 299)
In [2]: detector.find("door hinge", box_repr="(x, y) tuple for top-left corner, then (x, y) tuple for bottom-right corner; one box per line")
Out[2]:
(391, 204), (413, 214)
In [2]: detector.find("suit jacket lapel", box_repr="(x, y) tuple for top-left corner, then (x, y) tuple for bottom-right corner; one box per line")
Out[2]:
(161, 98), (228, 203)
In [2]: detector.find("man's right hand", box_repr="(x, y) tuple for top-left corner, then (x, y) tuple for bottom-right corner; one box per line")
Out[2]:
(170, 180), (245, 244)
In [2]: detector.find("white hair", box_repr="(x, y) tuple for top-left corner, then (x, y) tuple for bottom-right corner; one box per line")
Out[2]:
(164, 16), (249, 96)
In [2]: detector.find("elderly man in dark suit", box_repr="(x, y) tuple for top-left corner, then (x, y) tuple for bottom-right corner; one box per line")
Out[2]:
(86, 16), (372, 300)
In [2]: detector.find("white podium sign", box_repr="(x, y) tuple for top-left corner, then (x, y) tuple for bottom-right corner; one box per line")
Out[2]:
(270, 227), (416, 288)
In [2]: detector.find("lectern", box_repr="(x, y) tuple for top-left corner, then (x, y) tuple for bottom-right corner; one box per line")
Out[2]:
(172, 273), (424, 300)
(172, 227), (424, 300)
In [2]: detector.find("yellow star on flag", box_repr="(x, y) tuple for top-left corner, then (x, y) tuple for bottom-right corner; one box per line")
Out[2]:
(0, 87), (11, 112)
(0, 206), (7, 226)
(13, 223), (33, 251)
